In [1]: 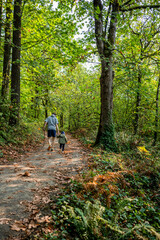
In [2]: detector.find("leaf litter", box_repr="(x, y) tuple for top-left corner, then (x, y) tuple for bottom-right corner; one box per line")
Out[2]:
(0, 134), (88, 239)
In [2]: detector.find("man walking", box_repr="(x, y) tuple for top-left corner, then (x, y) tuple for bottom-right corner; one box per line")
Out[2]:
(43, 113), (59, 151)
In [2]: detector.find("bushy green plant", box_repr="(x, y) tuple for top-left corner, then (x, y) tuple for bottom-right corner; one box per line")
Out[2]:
(52, 196), (160, 240)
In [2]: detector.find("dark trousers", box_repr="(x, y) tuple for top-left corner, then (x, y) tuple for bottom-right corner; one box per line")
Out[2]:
(60, 144), (65, 151)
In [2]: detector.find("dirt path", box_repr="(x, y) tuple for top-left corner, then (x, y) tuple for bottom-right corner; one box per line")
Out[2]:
(0, 134), (88, 240)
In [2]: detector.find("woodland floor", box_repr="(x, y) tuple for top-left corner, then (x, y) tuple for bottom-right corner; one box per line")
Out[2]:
(0, 134), (88, 240)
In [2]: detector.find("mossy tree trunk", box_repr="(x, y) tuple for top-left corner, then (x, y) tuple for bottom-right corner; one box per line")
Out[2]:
(93, 0), (118, 151)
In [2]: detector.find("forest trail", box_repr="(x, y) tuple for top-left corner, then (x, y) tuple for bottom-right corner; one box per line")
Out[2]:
(0, 134), (88, 240)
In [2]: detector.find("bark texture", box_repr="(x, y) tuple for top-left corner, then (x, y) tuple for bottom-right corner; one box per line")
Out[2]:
(153, 74), (160, 145)
(10, 0), (22, 125)
(134, 69), (141, 135)
(1, 0), (12, 99)
(0, 0), (2, 46)
(93, 0), (119, 150)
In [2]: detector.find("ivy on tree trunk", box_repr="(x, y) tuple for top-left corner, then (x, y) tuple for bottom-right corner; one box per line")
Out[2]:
(93, 0), (118, 151)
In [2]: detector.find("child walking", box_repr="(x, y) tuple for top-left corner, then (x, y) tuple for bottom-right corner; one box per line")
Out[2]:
(57, 131), (67, 152)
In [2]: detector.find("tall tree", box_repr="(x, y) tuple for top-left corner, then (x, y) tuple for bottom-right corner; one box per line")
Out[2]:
(1, 0), (12, 100)
(153, 67), (160, 145)
(93, 0), (118, 150)
(0, 0), (3, 46)
(92, 0), (160, 150)
(10, 0), (22, 125)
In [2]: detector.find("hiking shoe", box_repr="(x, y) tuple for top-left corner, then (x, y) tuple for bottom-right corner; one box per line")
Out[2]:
(47, 146), (51, 151)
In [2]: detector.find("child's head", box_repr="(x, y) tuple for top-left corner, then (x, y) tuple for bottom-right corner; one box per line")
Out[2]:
(61, 131), (65, 134)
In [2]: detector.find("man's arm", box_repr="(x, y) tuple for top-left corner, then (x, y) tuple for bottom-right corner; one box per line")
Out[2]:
(43, 121), (47, 131)
(56, 124), (59, 135)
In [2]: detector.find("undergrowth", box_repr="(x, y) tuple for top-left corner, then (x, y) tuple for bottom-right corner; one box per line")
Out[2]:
(42, 131), (160, 240)
(0, 120), (44, 162)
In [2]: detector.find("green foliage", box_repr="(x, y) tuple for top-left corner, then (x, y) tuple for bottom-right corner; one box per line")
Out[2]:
(47, 136), (160, 240)
(51, 192), (160, 240)
(0, 120), (44, 146)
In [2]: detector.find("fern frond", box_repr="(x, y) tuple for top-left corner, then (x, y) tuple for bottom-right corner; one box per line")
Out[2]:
(144, 226), (160, 240)
(113, 197), (134, 222)
(118, 224), (160, 240)
(97, 216), (124, 235)
(75, 207), (88, 228)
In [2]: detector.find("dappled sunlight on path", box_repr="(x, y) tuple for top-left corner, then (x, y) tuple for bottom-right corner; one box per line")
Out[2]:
(0, 134), (88, 240)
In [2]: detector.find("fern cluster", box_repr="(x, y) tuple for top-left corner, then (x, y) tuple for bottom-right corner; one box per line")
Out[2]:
(58, 199), (160, 240)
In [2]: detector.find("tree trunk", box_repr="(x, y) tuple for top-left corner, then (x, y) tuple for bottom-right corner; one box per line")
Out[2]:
(42, 91), (48, 119)
(9, 0), (22, 126)
(0, 0), (3, 46)
(45, 99), (48, 119)
(94, 0), (118, 151)
(134, 69), (141, 134)
(153, 73), (160, 145)
(60, 113), (64, 128)
(68, 103), (71, 131)
(1, 0), (12, 99)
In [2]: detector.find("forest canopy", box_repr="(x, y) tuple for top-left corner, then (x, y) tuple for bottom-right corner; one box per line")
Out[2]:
(0, 0), (160, 148)
(0, 1), (160, 239)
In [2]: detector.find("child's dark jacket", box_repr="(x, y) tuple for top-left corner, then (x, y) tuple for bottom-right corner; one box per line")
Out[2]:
(57, 134), (67, 144)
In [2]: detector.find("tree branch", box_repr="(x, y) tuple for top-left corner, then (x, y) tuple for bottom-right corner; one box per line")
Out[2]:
(104, 1), (111, 38)
(121, 0), (133, 7)
(120, 4), (160, 12)
(93, 0), (104, 56)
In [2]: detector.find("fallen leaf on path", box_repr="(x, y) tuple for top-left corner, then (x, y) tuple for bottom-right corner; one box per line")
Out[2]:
(42, 196), (51, 204)
(35, 215), (51, 223)
(26, 163), (36, 168)
(7, 196), (13, 199)
(6, 179), (11, 183)
(32, 209), (40, 215)
(0, 218), (11, 224)
(11, 220), (26, 231)
(19, 171), (31, 177)
(28, 220), (39, 229)
(42, 226), (54, 234)
(13, 163), (19, 167)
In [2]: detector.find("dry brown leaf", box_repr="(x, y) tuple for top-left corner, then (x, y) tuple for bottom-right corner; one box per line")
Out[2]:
(36, 216), (51, 223)
(28, 220), (39, 229)
(7, 196), (13, 199)
(32, 209), (40, 215)
(11, 220), (26, 231)
(22, 171), (30, 177)
(13, 163), (19, 167)
(42, 226), (53, 234)
(42, 196), (51, 204)
(18, 171), (31, 177)
(0, 218), (11, 224)
(26, 163), (36, 168)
